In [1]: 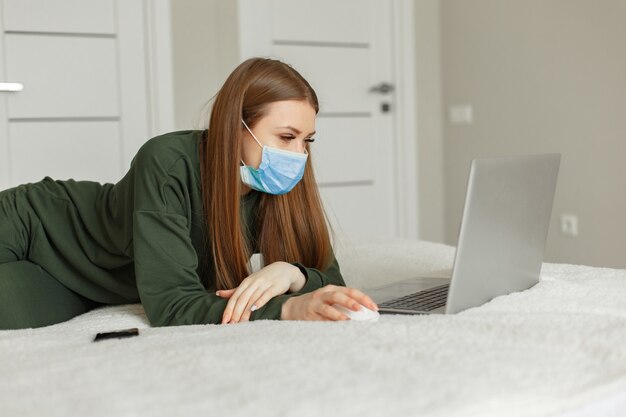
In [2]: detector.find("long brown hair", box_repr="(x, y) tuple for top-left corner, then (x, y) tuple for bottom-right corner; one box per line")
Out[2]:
(200, 57), (332, 291)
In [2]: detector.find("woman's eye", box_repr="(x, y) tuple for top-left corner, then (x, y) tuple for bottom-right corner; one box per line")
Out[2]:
(278, 135), (315, 143)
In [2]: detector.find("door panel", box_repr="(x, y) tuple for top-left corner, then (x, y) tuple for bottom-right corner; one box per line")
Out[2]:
(9, 121), (121, 184)
(2, 0), (115, 35)
(270, 0), (368, 44)
(273, 45), (371, 113)
(312, 117), (373, 184)
(320, 186), (393, 240)
(238, 0), (397, 240)
(0, 0), (151, 191)
(5, 34), (119, 118)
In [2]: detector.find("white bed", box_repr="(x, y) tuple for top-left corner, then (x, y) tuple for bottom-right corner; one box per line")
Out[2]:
(1, 239), (625, 417)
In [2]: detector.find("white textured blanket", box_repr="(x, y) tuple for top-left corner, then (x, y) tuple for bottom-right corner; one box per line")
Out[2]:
(1, 239), (626, 417)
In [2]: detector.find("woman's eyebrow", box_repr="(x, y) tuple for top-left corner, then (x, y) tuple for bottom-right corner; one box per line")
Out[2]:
(278, 126), (316, 136)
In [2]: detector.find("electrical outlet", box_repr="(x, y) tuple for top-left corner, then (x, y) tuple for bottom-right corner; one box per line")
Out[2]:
(560, 214), (579, 237)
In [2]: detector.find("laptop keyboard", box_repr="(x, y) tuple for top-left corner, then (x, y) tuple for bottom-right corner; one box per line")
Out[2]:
(378, 284), (450, 311)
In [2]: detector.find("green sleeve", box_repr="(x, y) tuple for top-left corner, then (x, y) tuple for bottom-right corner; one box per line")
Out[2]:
(290, 256), (346, 295)
(133, 210), (224, 326)
(131, 139), (290, 326)
(134, 209), (294, 325)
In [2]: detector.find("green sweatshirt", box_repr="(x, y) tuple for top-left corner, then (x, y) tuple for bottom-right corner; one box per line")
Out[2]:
(15, 130), (344, 326)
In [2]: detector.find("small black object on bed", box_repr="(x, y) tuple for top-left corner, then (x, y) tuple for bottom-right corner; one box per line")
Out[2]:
(93, 328), (139, 342)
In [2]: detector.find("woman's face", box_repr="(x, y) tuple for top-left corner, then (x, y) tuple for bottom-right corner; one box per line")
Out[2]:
(241, 100), (316, 170)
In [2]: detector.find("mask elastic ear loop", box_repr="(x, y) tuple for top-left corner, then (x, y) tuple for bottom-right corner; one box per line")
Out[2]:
(241, 119), (264, 149)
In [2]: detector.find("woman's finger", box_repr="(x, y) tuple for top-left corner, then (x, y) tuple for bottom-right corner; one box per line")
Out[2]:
(229, 282), (263, 323)
(324, 291), (362, 311)
(216, 288), (236, 298)
(239, 285), (272, 322)
(245, 286), (277, 314)
(334, 287), (379, 311)
(317, 303), (349, 321)
(222, 283), (250, 324)
(222, 296), (236, 324)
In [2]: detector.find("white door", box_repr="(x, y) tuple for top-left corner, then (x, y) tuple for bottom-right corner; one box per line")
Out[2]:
(0, 0), (150, 190)
(237, 0), (405, 241)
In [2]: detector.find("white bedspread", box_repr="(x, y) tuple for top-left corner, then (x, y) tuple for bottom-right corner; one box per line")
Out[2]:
(1, 239), (626, 417)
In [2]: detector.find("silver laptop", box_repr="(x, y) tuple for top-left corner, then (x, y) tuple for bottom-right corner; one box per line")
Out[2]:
(369, 153), (561, 315)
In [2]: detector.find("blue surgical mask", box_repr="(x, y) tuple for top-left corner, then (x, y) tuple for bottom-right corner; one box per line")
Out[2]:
(240, 119), (308, 195)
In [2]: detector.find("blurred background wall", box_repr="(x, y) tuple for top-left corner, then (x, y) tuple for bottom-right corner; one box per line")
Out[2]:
(170, 0), (238, 130)
(441, 0), (626, 269)
(168, 0), (625, 269)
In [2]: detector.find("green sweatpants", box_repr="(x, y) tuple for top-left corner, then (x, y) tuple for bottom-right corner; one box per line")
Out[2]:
(0, 187), (102, 330)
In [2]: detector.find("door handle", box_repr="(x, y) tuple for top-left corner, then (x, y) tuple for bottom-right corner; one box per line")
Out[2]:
(369, 82), (394, 94)
(0, 82), (24, 92)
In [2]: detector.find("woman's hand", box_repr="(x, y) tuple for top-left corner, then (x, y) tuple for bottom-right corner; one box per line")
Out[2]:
(280, 285), (379, 321)
(217, 261), (305, 324)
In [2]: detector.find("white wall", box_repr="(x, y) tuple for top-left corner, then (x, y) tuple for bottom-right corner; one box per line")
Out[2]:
(441, 0), (626, 268)
(414, 0), (445, 243)
(169, 0), (238, 130)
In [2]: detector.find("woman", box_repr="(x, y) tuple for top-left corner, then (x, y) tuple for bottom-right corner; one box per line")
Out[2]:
(0, 57), (378, 330)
